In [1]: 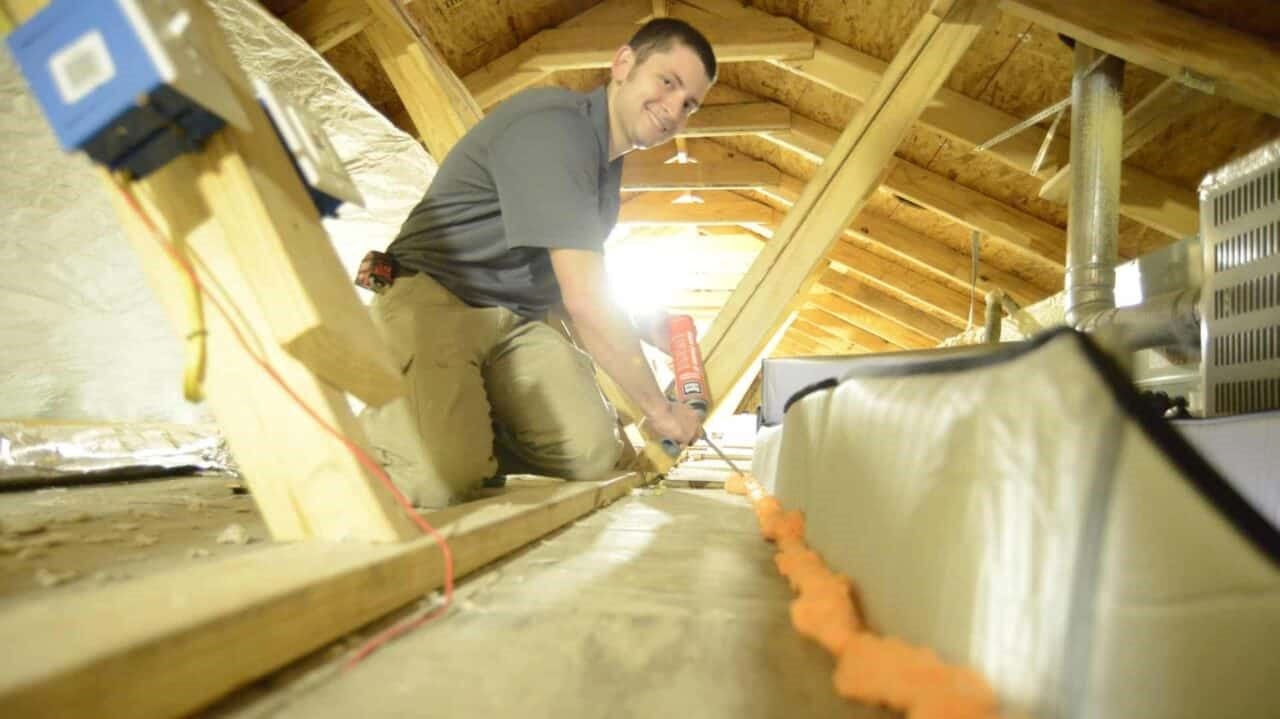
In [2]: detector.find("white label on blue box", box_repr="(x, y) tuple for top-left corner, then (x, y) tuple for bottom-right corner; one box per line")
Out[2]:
(49, 30), (116, 105)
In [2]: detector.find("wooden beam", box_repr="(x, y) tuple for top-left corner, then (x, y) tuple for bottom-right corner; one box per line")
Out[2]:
(465, 14), (812, 108)
(362, 0), (483, 160)
(798, 308), (900, 353)
(695, 0), (998, 416)
(818, 268), (961, 341)
(680, 101), (792, 137)
(790, 320), (849, 354)
(779, 331), (824, 356)
(621, 157), (781, 191)
(823, 238), (974, 328)
(0, 474), (645, 719)
(281, 0), (372, 53)
(1004, 0), (1280, 118)
(617, 191), (781, 225)
(1039, 77), (1210, 202)
(691, 1), (1200, 237)
(808, 292), (937, 350)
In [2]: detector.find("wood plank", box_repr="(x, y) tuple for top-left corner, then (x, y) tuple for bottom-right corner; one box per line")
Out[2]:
(0, 474), (645, 719)
(797, 308), (900, 353)
(693, 0), (1200, 237)
(680, 101), (792, 137)
(789, 320), (849, 354)
(695, 0), (998, 415)
(362, 0), (483, 161)
(1004, 0), (1280, 118)
(1039, 77), (1211, 202)
(818, 268), (961, 341)
(621, 157), (781, 191)
(281, 0), (372, 53)
(823, 239), (974, 328)
(617, 191), (780, 225)
(809, 292), (936, 350)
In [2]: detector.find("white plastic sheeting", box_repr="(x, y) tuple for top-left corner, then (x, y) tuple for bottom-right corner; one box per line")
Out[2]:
(770, 330), (1280, 719)
(0, 0), (434, 422)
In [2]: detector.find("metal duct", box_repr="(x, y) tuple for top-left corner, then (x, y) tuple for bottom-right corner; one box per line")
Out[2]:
(1063, 44), (1202, 352)
(1065, 44), (1124, 331)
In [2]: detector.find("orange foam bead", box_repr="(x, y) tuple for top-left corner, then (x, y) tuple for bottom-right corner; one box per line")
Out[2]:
(907, 693), (997, 719)
(790, 593), (858, 656)
(724, 472), (750, 495)
(833, 633), (893, 705)
(775, 535), (807, 555)
(763, 509), (805, 542)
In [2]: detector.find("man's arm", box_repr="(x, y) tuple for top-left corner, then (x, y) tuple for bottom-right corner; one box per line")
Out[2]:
(550, 248), (700, 446)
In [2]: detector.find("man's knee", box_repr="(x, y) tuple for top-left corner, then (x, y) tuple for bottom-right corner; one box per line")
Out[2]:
(557, 431), (624, 480)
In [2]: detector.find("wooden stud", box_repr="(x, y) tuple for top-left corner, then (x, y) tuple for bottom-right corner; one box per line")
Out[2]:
(694, 0), (999, 416)
(808, 292), (937, 350)
(797, 308), (899, 354)
(1004, 0), (1280, 118)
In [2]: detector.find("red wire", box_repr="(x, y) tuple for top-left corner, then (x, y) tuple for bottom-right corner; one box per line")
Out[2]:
(114, 180), (454, 669)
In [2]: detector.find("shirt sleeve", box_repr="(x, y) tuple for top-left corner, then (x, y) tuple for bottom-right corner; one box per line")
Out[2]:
(489, 108), (606, 252)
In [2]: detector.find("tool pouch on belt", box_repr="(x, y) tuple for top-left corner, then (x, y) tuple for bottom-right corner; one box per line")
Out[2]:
(355, 250), (397, 294)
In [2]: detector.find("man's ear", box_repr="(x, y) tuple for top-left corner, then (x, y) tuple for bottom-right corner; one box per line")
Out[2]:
(610, 44), (635, 84)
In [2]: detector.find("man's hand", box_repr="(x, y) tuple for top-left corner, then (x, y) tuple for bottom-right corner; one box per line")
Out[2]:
(644, 399), (701, 447)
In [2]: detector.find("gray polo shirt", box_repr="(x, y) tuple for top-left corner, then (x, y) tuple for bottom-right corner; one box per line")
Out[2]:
(386, 86), (623, 318)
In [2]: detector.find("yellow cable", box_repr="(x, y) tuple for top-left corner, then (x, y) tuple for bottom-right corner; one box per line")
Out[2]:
(112, 174), (207, 403)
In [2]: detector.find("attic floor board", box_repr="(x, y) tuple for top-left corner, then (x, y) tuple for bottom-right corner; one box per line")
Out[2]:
(204, 489), (885, 719)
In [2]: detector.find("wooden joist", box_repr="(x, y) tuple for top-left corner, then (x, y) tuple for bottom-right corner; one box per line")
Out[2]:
(1038, 77), (1211, 202)
(281, 0), (372, 53)
(1003, 0), (1280, 118)
(0, 474), (646, 719)
(694, 0), (998, 415)
(362, 0), (483, 160)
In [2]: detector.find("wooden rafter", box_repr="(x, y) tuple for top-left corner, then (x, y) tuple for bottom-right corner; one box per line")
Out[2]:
(672, 0), (1199, 238)
(808, 292), (936, 350)
(1004, 0), (1280, 118)
(797, 307), (901, 354)
(361, 0), (483, 160)
(281, 0), (372, 52)
(694, 0), (998, 417)
(1038, 77), (1211, 202)
(818, 268), (963, 340)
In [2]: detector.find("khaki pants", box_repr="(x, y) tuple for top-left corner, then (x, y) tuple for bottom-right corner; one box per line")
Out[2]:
(359, 272), (625, 506)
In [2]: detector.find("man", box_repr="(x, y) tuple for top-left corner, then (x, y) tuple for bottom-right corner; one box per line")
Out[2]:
(360, 18), (717, 505)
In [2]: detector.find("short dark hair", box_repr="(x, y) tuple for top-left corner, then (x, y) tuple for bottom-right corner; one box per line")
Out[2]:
(627, 18), (717, 83)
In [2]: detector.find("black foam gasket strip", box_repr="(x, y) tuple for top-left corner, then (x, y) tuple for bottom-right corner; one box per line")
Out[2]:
(784, 326), (1280, 567)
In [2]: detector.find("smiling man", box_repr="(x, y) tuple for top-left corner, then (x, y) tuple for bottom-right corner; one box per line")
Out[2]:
(359, 19), (717, 505)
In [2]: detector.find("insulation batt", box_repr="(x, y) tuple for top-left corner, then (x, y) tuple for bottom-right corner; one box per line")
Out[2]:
(0, 0), (436, 422)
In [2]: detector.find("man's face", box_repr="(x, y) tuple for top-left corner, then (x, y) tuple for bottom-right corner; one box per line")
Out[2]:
(610, 42), (713, 152)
